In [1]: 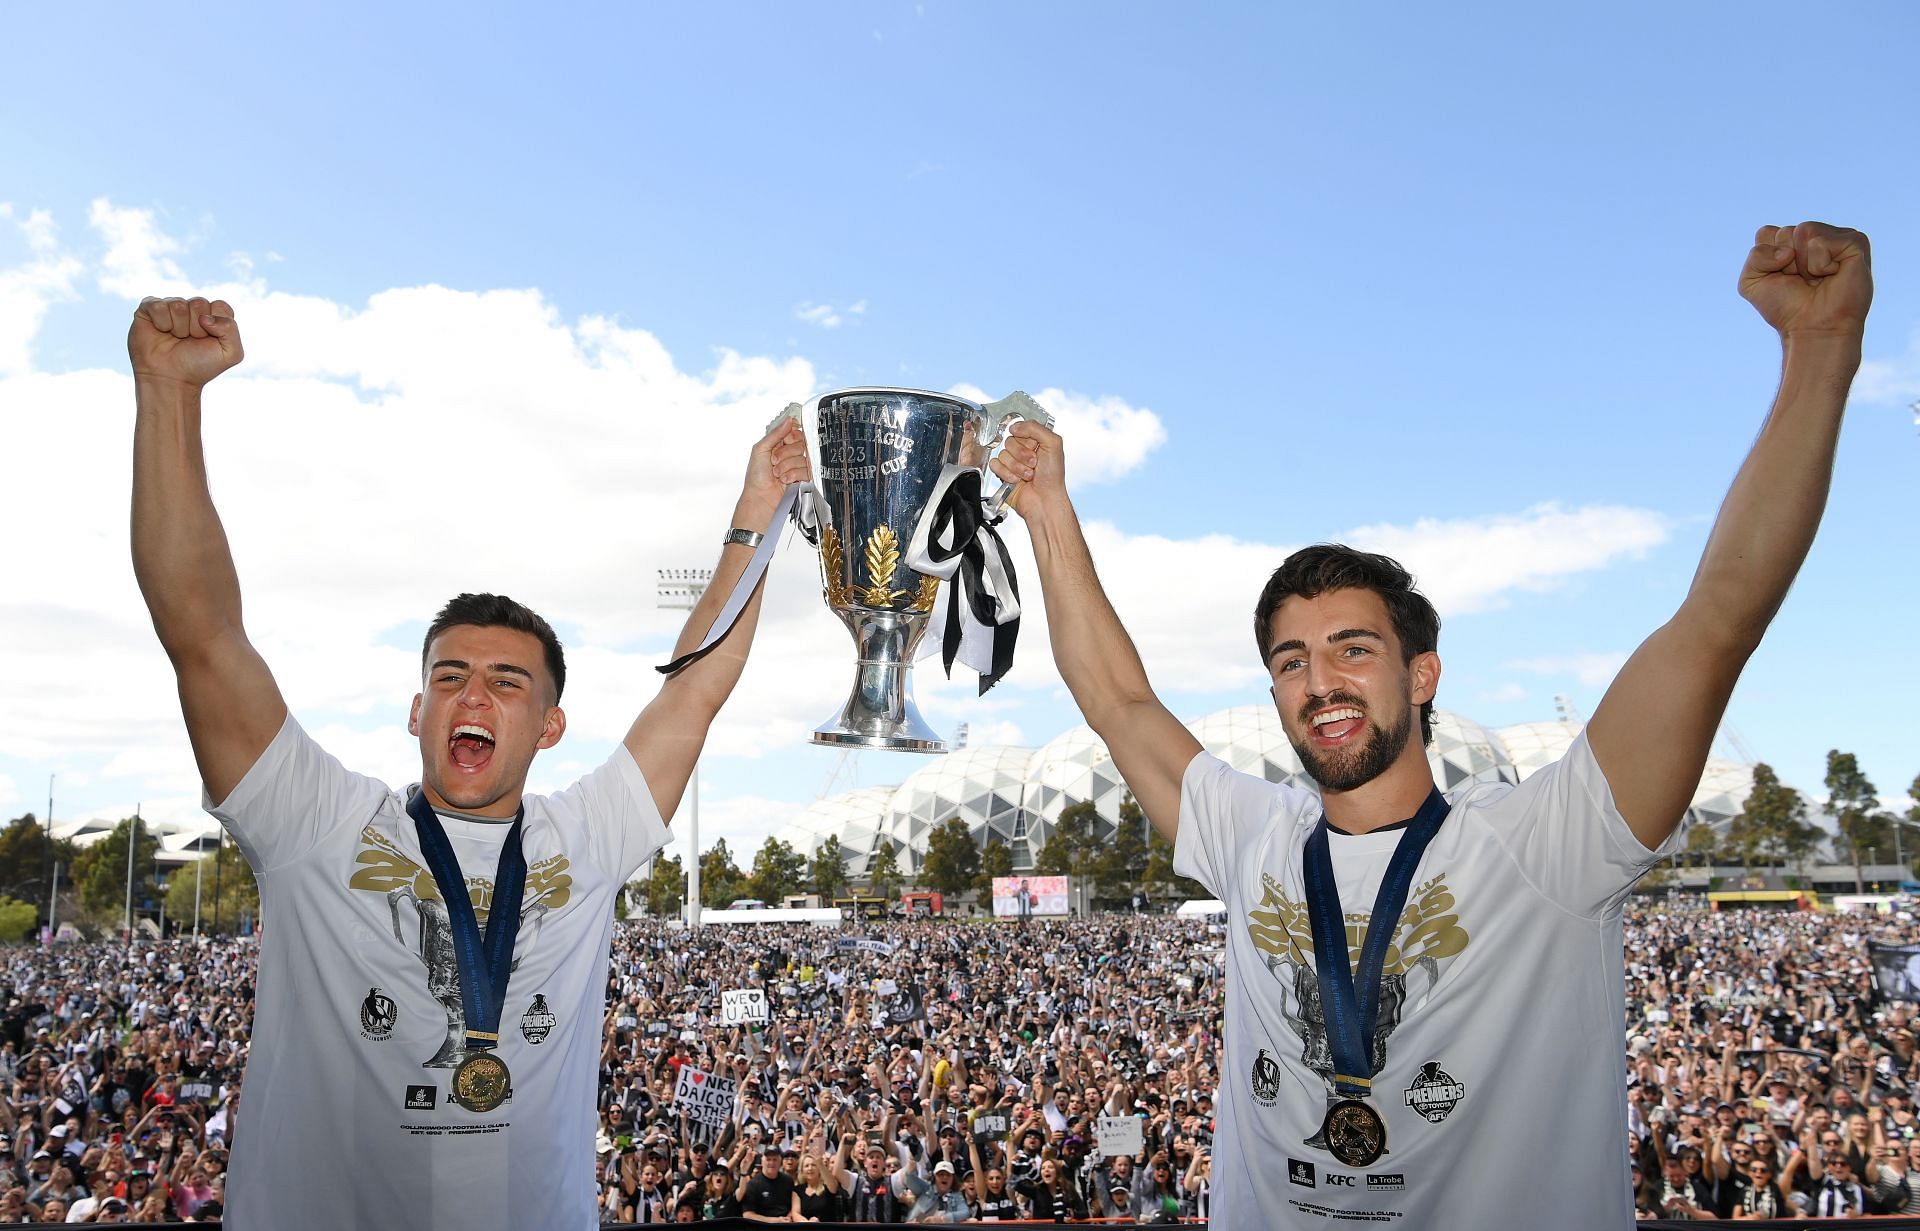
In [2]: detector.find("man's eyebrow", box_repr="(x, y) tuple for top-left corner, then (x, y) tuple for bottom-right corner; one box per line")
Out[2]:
(1265, 628), (1386, 662)
(429, 658), (534, 680)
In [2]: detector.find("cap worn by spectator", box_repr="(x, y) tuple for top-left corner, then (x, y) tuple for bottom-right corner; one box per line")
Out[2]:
(933, 1161), (955, 1175)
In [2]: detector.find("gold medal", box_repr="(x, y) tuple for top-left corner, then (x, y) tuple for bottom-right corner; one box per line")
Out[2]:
(1323, 1099), (1386, 1168)
(451, 1051), (512, 1113)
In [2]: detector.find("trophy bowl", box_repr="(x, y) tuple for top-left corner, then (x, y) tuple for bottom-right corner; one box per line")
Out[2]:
(808, 387), (1001, 752)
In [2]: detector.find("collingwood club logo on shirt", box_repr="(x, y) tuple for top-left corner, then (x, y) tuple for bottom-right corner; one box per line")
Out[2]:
(1404, 1061), (1466, 1124)
(1252, 1048), (1281, 1107)
(360, 987), (397, 1042)
(520, 994), (557, 1045)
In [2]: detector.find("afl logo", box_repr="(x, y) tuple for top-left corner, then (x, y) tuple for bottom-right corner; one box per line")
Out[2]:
(1405, 1061), (1466, 1124)
(360, 987), (397, 1042)
(520, 994), (557, 1045)
(1251, 1048), (1281, 1107)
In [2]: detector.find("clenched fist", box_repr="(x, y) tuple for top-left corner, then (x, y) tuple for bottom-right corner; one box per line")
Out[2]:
(128, 296), (243, 387)
(1740, 223), (1872, 340)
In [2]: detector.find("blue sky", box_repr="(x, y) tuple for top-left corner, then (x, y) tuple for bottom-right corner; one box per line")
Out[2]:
(3, 2), (1917, 856)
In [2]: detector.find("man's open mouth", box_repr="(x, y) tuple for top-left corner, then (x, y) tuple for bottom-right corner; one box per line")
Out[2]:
(1309, 706), (1365, 742)
(449, 723), (496, 769)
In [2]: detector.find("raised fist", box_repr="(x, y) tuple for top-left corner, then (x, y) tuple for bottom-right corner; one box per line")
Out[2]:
(1739, 223), (1872, 339)
(128, 296), (243, 387)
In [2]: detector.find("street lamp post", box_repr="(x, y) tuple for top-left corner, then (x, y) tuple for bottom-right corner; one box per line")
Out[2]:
(657, 567), (713, 928)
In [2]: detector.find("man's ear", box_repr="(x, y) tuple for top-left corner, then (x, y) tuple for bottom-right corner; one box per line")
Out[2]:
(1411, 652), (1441, 706)
(408, 694), (423, 736)
(539, 706), (567, 750)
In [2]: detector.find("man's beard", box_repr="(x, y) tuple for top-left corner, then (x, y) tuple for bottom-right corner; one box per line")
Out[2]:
(1288, 692), (1415, 793)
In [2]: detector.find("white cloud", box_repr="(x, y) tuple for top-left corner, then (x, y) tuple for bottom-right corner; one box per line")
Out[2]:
(948, 385), (1167, 485)
(0, 202), (1678, 831)
(795, 302), (841, 329)
(1506, 651), (1631, 688)
(0, 204), (83, 375)
(1857, 322), (1920, 412)
(90, 198), (189, 297)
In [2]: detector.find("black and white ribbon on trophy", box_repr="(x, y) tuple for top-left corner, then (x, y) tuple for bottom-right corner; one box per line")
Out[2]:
(905, 464), (1022, 694)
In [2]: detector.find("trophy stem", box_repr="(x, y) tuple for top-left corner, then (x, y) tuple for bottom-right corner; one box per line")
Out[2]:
(812, 611), (945, 752)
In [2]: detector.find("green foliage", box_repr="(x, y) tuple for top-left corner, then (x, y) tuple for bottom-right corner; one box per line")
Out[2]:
(1143, 829), (1207, 901)
(975, 838), (1015, 895)
(748, 837), (808, 905)
(0, 897), (35, 942)
(160, 841), (260, 935)
(0, 814), (79, 907)
(699, 839), (748, 908)
(1727, 763), (1821, 872)
(1826, 750), (1888, 878)
(867, 844), (903, 901)
(920, 818), (981, 899)
(645, 853), (687, 918)
(71, 817), (161, 924)
(810, 835), (850, 901)
(1093, 802), (1150, 901)
(1034, 800), (1099, 876)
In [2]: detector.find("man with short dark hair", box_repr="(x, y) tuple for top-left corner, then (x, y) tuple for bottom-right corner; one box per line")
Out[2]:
(128, 295), (811, 1230)
(994, 223), (1872, 1228)
(739, 1148), (798, 1222)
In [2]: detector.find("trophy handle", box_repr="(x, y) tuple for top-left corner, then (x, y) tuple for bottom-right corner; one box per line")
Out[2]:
(977, 391), (1053, 519)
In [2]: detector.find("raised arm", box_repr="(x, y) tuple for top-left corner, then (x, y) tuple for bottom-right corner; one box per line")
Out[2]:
(627, 418), (813, 820)
(128, 297), (288, 805)
(990, 424), (1200, 843)
(1588, 223), (1871, 849)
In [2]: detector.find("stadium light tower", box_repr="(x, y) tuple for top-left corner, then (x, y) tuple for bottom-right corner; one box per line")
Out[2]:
(657, 568), (713, 928)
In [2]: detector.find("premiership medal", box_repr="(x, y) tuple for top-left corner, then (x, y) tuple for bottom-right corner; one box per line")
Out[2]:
(405, 788), (529, 1117)
(1323, 1098), (1386, 1168)
(452, 1051), (513, 1113)
(1301, 788), (1452, 1169)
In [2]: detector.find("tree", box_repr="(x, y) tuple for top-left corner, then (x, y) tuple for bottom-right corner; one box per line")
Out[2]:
(1826, 750), (1884, 892)
(0, 814), (79, 913)
(921, 818), (981, 899)
(645, 853), (687, 918)
(975, 837), (1015, 896)
(1093, 802), (1150, 903)
(1034, 801), (1099, 876)
(867, 844), (903, 901)
(159, 841), (260, 935)
(699, 839), (748, 908)
(810, 836), (850, 901)
(71, 817), (161, 926)
(0, 897), (34, 943)
(1143, 830), (1207, 902)
(1728, 763), (1820, 877)
(748, 837), (808, 905)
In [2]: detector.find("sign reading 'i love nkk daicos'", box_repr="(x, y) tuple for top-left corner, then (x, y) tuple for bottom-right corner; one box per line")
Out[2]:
(673, 1066), (739, 1132)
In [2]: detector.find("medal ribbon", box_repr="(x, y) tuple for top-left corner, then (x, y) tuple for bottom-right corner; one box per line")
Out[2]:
(405, 788), (528, 1051)
(656, 481), (804, 676)
(1301, 787), (1451, 1099)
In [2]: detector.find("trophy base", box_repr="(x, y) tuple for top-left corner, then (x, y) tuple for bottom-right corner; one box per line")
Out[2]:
(812, 621), (946, 753)
(811, 725), (946, 753)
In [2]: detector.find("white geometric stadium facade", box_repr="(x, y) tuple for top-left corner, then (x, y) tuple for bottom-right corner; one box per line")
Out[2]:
(774, 707), (1796, 882)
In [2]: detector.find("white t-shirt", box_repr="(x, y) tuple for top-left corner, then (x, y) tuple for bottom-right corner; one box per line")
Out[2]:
(1175, 730), (1680, 1229)
(209, 716), (668, 1230)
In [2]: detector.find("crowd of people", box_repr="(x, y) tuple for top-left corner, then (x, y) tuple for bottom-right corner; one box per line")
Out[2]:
(0, 895), (1915, 1222)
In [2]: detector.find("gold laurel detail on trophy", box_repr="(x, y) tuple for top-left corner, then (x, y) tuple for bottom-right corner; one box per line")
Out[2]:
(911, 573), (940, 612)
(820, 525), (850, 607)
(855, 526), (908, 607)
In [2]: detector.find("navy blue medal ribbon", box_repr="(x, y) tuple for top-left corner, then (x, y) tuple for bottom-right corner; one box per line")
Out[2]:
(1301, 786), (1451, 1099)
(405, 787), (528, 1050)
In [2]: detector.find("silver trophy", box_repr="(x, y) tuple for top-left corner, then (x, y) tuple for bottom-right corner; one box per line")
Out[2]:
(805, 387), (1044, 752)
